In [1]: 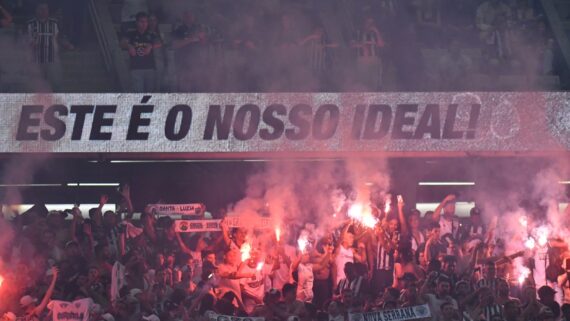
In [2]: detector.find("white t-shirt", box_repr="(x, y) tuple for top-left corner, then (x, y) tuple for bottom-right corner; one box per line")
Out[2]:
(272, 245), (296, 292)
(217, 263), (243, 304)
(296, 263), (314, 302)
(334, 245), (354, 287)
(439, 216), (460, 238)
(240, 264), (271, 313)
(424, 293), (458, 321)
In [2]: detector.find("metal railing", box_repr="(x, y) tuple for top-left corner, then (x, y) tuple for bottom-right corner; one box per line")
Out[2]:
(88, 0), (130, 91)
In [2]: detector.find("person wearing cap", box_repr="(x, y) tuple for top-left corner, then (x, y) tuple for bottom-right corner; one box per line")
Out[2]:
(433, 194), (461, 240)
(538, 285), (561, 320)
(18, 267), (59, 321)
(458, 207), (487, 243)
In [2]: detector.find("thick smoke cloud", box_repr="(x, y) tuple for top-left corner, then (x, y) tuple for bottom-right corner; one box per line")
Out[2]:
(226, 158), (391, 245)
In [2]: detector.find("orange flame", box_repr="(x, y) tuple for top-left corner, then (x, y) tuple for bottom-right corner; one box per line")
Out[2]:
(275, 227), (281, 242)
(348, 203), (377, 228)
(240, 242), (252, 262)
(518, 267), (530, 285)
(298, 235), (309, 253)
(384, 198), (391, 214)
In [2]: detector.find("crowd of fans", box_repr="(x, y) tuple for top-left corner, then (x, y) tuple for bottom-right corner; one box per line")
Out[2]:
(0, 186), (569, 321)
(0, 0), (559, 92)
(115, 0), (556, 92)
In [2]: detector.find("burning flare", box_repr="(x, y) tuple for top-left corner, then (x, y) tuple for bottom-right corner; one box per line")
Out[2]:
(518, 267), (530, 285)
(535, 226), (549, 248)
(524, 237), (536, 250)
(384, 197), (391, 214)
(348, 203), (378, 228)
(256, 262), (264, 271)
(519, 216), (528, 228)
(275, 227), (281, 242)
(240, 242), (252, 262)
(298, 235), (309, 253)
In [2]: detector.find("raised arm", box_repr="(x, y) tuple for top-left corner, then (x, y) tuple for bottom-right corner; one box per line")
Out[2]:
(220, 218), (232, 248)
(175, 231), (193, 255)
(433, 194), (455, 222)
(33, 267), (59, 316)
(93, 194), (107, 227)
(70, 207), (82, 243)
(120, 184), (134, 219)
(397, 196), (409, 235)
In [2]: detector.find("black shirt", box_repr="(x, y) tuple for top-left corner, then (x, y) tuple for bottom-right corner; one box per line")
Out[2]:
(126, 30), (157, 70)
(172, 23), (200, 68)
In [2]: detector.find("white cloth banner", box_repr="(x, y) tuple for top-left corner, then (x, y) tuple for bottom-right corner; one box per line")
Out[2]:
(207, 313), (264, 321)
(349, 304), (431, 321)
(223, 216), (272, 229)
(175, 220), (222, 232)
(48, 298), (92, 321)
(148, 204), (204, 216)
(174, 217), (273, 232)
(110, 261), (126, 303)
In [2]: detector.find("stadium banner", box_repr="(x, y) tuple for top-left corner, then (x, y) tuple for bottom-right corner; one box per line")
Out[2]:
(147, 204), (204, 216)
(2, 93), (568, 155)
(207, 314), (264, 321)
(348, 304), (431, 321)
(48, 298), (92, 321)
(175, 219), (221, 232)
(175, 217), (273, 232)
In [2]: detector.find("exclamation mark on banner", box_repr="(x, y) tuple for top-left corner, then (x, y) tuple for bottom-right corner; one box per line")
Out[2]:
(466, 104), (481, 139)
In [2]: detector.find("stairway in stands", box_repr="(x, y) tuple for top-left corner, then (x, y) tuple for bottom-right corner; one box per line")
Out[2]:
(542, 0), (570, 89)
(59, 19), (117, 92)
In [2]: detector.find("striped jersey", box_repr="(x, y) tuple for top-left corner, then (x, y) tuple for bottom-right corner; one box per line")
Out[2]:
(336, 275), (364, 297)
(475, 278), (505, 295)
(354, 28), (382, 58)
(483, 304), (503, 321)
(28, 18), (59, 64)
(376, 232), (399, 270)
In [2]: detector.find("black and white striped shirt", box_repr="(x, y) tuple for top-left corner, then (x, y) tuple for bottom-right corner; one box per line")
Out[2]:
(483, 304), (503, 321)
(354, 28), (382, 58)
(336, 276), (364, 296)
(28, 18), (59, 64)
(475, 278), (504, 295)
(376, 232), (399, 270)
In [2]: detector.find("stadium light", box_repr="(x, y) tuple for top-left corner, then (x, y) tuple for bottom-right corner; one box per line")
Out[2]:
(0, 183), (60, 187)
(66, 183), (120, 187)
(418, 182), (475, 186)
